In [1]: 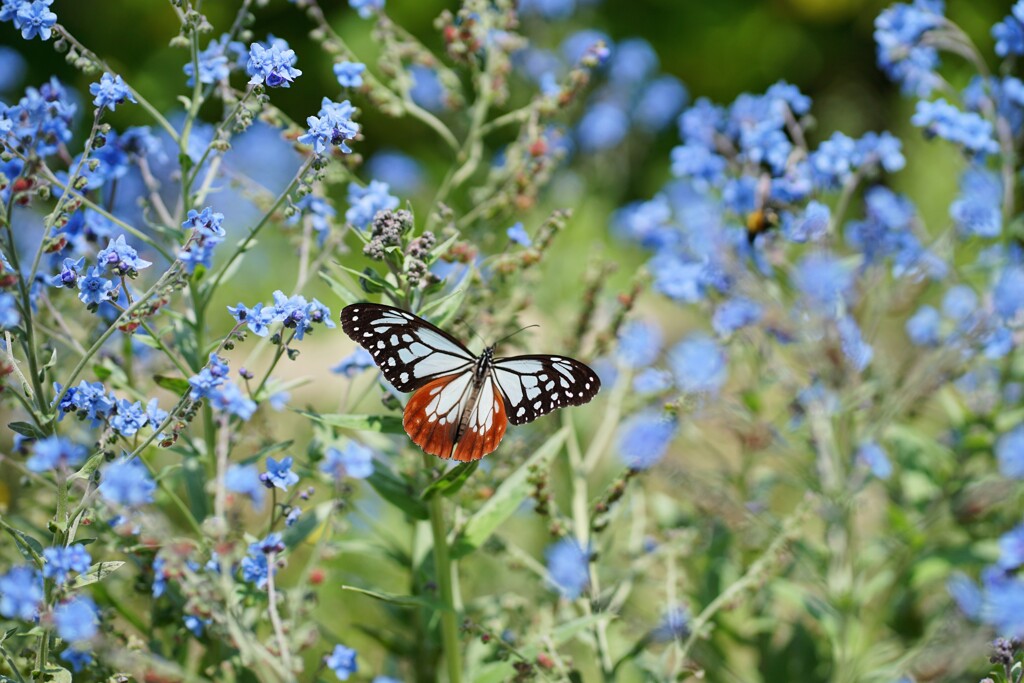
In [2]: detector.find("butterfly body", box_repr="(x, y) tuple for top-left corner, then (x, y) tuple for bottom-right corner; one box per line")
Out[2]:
(340, 303), (600, 461)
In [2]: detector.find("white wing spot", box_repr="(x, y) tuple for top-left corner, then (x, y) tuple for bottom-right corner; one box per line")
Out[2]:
(517, 407), (525, 417)
(377, 340), (385, 349)
(390, 334), (399, 345)
(400, 372), (409, 384)
(402, 334), (413, 342)
(387, 358), (396, 367)
(545, 381), (555, 391)
(533, 400), (542, 410)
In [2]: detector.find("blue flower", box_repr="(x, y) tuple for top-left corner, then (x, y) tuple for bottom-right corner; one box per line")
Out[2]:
(42, 544), (91, 586)
(632, 368), (672, 394)
(50, 256), (85, 288)
(855, 441), (892, 480)
(246, 41), (302, 88)
(228, 302), (282, 337)
(225, 464), (266, 508)
(209, 381), (257, 420)
(365, 150), (424, 194)
(767, 80), (811, 115)
(99, 458), (156, 507)
(912, 99), (999, 157)
(53, 596), (99, 643)
(616, 320), (661, 369)
(409, 65), (445, 112)
(60, 648), (93, 673)
(677, 97), (723, 148)
(577, 101), (630, 152)
(999, 524), (1024, 570)
(561, 29), (611, 64)
(905, 305), (941, 346)
(241, 553), (270, 588)
(793, 253), (853, 316)
(321, 443), (374, 480)
(837, 316), (873, 372)
(651, 605), (691, 642)
(0, 566), (42, 620)
(993, 3), (1024, 56)
(26, 436), (88, 472)
(53, 380), (116, 425)
(947, 572), (982, 619)
(669, 335), (727, 394)
(980, 568), (1024, 636)
(184, 35), (233, 85)
(874, 0), (944, 96)
(77, 266), (115, 306)
(184, 615), (207, 637)
(633, 76), (688, 132)
(712, 297), (763, 336)
(89, 73), (136, 112)
(616, 411), (676, 470)
(783, 201), (830, 243)
(0, 292), (18, 329)
(994, 266), (1024, 322)
(183, 207), (226, 238)
(518, 0), (576, 19)
(326, 644), (359, 681)
(332, 347), (375, 377)
(809, 132), (856, 189)
(349, 0), (384, 19)
(346, 180), (399, 229)
(261, 456), (299, 491)
(506, 222), (531, 246)
(997, 425), (1024, 479)
(333, 61), (366, 88)
(13, 0), (56, 40)
(110, 398), (149, 437)
(299, 98), (360, 156)
(950, 166), (1002, 238)
(670, 143), (727, 188)
(545, 539), (590, 599)
(941, 285), (977, 325)
(97, 235), (152, 276)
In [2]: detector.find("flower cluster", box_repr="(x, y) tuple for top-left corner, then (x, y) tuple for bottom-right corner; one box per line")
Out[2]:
(298, 98), (360, 157)
(228, 291), (335, 342)
(179, 206), (226, 273)
(53, 380), (168, 437)
(188, 353), (256, 420)
(246, 39), (302, 88)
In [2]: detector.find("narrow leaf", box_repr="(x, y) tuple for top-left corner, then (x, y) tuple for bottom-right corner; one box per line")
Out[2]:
(298, 411), (405, 434)
(367, 469), (428, 520)
(68, 561), (125, 589)
(340, 584), (447, 611)
(451, 428), (568, 559)
(154, 375), (191, 394)
(422, 461), (479, 501)
(7, 421), (42, 439)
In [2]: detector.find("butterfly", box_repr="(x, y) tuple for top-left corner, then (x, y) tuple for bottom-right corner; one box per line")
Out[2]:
(339, 303), (601, 461)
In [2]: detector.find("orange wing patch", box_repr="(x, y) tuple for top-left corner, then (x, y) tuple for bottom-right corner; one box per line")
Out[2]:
(403, 374), (462, 458)
(451, 380), (507, 462)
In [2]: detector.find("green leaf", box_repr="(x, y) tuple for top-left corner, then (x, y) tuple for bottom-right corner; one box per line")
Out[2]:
(68, 561), (125, 589)
(92, 364), (113, 381)
(283, 502), (334, 548)
(422, 461), (479, 501)
(43, 666), (72, 683)
(418, 287), (467, 329)
(367, 469), (428, 520)
(297, 411), (405, 434)
(340, 584), (447, 611)
(319, 271), (362, 306)
(335, 264), (394, 296)
(183, 456), (209, 521)
(4, 526), (43, 563)
(451, 427), (568, 559)
(153, 374), (191, 394)
(7, 421), (42, 439)
(68, 450), (105, 482)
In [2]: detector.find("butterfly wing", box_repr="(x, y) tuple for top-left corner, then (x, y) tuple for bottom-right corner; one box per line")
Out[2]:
(403, 372), (508, 461)
(491, 354), (601, 425)
(340, 303), (475, 392)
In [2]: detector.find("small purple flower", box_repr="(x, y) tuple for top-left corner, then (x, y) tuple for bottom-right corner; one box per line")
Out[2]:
(246, 41), (302, 88)
(651, 605), (691, 642)
(109, 398), (149, 436)
(506, 222), (531, 247)
(299, 98), (360, 156)
(50, 257), (85, 288)
(993, 3), (1024, 57)
(183, 207), (226, 238)
(912, 98), (999, 157)
(208, 381), (257, 420)
(545, 538), (590, 599)
(333, 61), (366, 88)
(89, 73), (136, 112)
(26, 436), (87, 472)
(321, 443), (374, 480)
(326, 644), (359, 681)
(53, 596), (99, 642)
(261, 456), (299, 491)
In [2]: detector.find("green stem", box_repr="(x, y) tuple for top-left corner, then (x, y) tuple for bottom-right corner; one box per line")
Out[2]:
(426, 466), (462, 683)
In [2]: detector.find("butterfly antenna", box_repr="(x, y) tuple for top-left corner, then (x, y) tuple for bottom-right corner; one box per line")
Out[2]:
(491, 324), (540, 349)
